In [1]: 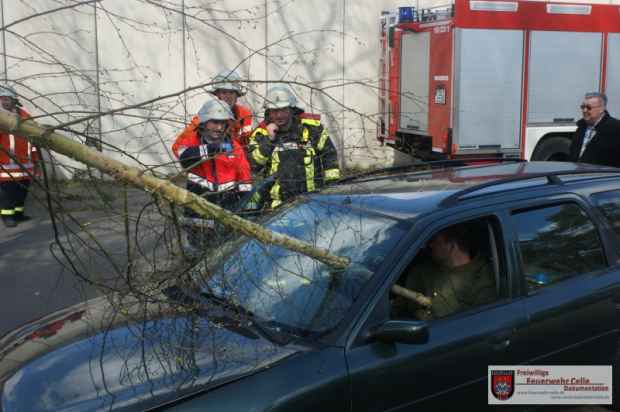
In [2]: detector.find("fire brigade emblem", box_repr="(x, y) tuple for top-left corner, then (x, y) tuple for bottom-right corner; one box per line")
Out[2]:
(491, 370), (514, 401)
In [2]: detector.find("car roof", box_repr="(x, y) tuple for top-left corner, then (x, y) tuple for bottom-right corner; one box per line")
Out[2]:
(316, 161), (620, 219)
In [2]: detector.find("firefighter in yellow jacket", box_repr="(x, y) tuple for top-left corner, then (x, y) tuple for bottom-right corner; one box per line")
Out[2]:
(248, 85), (340, 209)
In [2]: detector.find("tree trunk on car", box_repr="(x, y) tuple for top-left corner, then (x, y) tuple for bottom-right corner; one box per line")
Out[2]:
(0, 109), (350, 270)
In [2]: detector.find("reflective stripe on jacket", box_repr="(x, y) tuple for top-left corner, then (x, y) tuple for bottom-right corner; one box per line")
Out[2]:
(0, 109), (39, 182)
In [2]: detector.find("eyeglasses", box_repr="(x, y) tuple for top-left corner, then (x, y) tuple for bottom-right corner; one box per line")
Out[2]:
(580, 104), (601, 111)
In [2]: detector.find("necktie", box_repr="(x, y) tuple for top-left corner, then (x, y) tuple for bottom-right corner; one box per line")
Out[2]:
(579, 127), (595, 159)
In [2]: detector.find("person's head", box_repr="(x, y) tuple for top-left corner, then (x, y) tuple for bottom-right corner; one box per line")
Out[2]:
(264, 85), (303, 131)
(196, 97), (234, 143)
(580, 92), (607, 126)
(428, 224), (473, 268)
(0, 85), (18, 112)
(209, 69), (244, 109)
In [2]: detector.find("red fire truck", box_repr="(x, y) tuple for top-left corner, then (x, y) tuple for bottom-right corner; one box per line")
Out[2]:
(378, 0), (620, 160)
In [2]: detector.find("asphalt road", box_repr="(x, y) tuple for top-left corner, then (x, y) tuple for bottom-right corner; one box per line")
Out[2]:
(0, 190), (93, 335)
(0, 183), (161, 336)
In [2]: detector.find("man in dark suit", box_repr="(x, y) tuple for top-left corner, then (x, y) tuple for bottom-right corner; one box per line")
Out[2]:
(569, 92), (620, 168)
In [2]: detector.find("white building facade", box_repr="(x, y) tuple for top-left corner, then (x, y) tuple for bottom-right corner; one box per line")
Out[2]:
(2, 0), (618, 177)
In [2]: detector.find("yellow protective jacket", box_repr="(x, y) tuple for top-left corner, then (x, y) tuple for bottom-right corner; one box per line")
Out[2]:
(249, 113), (340, 208)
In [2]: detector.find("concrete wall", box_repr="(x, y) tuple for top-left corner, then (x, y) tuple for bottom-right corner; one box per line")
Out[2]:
(2, 0), (424, 177)
(5, 0), (617, 177)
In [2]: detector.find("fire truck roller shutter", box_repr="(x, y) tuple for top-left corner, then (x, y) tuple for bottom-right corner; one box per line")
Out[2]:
(400, 31), (430, 134)
(606, 34), (620, 118)
(453, 28), (523, 151)
(527, 31), (602, 125)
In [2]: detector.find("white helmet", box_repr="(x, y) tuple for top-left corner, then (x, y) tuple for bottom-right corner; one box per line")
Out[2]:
(0, 85), (17, 99)
(264, 85), (303, 112)
(210, 69), (244, 95)
(197, 97), (234, 124)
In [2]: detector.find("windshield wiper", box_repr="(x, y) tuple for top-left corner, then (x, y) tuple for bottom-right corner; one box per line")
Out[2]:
(199, 291), (293, 345)
(161, 285), (260, 339)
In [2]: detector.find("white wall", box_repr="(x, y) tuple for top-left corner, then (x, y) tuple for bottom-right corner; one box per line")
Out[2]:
(3, 0), (425, 177)
(5, 0), (620, 177)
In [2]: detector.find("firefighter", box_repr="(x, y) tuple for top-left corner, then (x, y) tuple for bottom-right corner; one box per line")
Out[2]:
(171, 96), (252, 251)
(0, 85), (39, 228)
(209, 69), (254, 148)
(248, 85), (340, 209)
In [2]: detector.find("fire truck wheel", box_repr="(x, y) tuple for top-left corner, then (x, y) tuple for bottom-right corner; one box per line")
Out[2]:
(531, 136), (571, 161)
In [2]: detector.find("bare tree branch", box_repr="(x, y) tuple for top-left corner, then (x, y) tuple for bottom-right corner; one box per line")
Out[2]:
(1, 0), (102, 31)
(0, 109), (350, 269)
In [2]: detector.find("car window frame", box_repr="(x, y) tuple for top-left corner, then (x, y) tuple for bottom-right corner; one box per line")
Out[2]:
(506, 194), (611, 298)
(346, 205), (518, 349)
(589, 188), (620, 264)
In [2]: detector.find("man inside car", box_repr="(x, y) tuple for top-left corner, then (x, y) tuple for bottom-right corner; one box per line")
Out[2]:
(401, 223), (497, 320)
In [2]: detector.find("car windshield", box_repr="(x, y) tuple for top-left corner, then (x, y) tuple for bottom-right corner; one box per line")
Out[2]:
(193, 198), (409, 335)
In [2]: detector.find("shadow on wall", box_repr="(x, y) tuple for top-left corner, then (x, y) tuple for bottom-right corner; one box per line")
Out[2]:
(7, 1), (396, 173)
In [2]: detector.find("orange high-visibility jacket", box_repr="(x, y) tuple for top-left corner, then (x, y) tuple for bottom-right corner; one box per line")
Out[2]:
(171, 116), (252, 193)
(0, 109), (39, 182)
(231, 103), (253, 147)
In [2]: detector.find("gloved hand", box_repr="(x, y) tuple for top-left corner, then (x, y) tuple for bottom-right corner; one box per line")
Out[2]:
(219, 142), (233, 153)
(199, 142), (233, 156)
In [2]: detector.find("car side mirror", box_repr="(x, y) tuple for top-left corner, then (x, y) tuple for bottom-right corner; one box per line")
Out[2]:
(366, 320), (429, 345)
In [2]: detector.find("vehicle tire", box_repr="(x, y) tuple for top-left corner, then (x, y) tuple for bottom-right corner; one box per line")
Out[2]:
(531, 136), (571, 161)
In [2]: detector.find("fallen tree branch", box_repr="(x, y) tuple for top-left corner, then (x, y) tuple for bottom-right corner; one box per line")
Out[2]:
(0, 110), (349, 270)
(391, 284), (432, 308)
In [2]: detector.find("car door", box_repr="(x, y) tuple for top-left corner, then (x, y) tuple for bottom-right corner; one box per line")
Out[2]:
(345, 215), (529, 411)
(509, 197), (619, 365)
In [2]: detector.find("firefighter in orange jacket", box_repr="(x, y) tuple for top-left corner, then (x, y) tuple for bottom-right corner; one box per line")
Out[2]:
(172, 96), (252, 250)
(209, 69), (254, 148)
(0, 85), (39, 228)
(248, 85), (340, 209)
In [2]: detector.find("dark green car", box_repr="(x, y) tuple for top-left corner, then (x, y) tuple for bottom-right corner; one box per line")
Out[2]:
(2, 161), (620, 411)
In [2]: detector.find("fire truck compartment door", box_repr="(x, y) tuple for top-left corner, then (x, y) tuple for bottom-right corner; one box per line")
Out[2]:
(527, 31), (601, 124)
(400, 31), (430, 133)
(606, 34), (620, 118)
(453, 28), (523, 151)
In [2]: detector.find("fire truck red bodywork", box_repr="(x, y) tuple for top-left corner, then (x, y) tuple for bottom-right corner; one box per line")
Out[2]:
(378, 0), (620, 160)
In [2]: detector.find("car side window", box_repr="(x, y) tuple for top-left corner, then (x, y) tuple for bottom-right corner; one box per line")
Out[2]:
(389, 217), (504, 321)
(512, 203), (607, 293)
(591, 190), (620, 243)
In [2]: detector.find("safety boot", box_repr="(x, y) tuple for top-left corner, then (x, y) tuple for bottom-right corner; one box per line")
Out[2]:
(2, 215), (17, 228)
